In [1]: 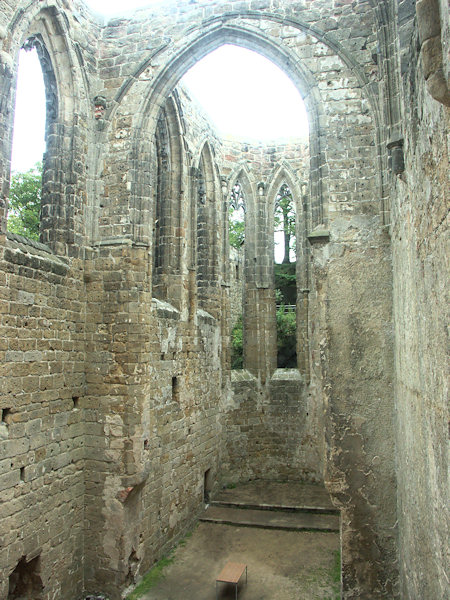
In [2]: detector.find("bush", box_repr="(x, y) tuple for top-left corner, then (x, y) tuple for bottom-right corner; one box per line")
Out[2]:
(230, 315), (243, 369)
(276, 305), (297, 368)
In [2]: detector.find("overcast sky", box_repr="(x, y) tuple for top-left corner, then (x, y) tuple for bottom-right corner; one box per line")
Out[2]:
(11, 49), (46, 172)
(181, 45), (308, 142)
(11, 1), (309, 172)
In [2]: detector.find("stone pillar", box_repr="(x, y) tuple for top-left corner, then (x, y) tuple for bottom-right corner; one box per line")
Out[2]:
(243, 186), (277, 381)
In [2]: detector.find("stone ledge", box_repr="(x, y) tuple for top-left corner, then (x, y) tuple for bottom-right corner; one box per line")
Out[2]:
(197, 308), (216, 324)
(307, 229), (330, 243)
(152, 297), (180, 319)
(231, 369), (256, 382)
(271, 368), (304, 381)
(5, 232), (70, 275)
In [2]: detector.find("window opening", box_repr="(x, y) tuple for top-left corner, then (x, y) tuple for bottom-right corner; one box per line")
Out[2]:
(274, 183), (296, 265)
(8, 555), (43, 600)
(8, 45), (46, 241)
(229, 182), (245, 370)
(196, 161), (208, 295)
(153, 111), (170, 297)
(181, 44), (309, 142)
(172, 376), (180, 403)
(274, 183), (297, 368)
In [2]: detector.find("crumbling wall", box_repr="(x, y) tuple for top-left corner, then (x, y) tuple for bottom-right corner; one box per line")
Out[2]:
(223, 369), (324, 484)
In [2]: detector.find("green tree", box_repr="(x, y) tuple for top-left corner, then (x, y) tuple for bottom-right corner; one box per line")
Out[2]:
(275, 184), (296, 264)
(229, 210), (245, 249)
(229, 182), (245, 250)
(7, 163), (42, 241)
(276, 305), (297, 368)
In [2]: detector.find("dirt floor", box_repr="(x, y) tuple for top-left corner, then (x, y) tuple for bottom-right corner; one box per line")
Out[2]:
(138, 522), (340, 600)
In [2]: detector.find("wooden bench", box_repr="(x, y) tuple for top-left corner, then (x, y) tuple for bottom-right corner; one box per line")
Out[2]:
(216, 561), (247, 599)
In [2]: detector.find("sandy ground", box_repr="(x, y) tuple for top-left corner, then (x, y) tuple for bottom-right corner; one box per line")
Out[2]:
(140, 522), (340, 600)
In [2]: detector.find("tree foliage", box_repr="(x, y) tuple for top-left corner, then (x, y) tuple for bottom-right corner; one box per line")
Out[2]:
(8, 163), (42, 241)
(229, 182), (245, 250)
(275, 184), (296, 264)
(229, 211), (245, 249)
(274, 262), (296, 305)
(230, 306), (297, 370)
(230, 314), (243, 369)
(276, 305), (297, 368)
(275, 260), (297, 367)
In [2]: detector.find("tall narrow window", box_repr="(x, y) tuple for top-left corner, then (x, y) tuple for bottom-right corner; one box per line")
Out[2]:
(196, 160), (208, 293)
(196, 143), (219, 316)
(274, 184), (296, 265)
(274, 183), (297, 368)
(229, 181), (246, 369)
(153, 111), (170, 297)
(8, 45), (46, 241)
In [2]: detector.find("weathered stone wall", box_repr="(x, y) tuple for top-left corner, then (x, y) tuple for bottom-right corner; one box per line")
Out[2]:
(391, 2), (449, 597)
(223, 369), (324, 484)
(0, 234), (86, 600)
(82, 244), (223, 597)
(219, 139), (320, 485)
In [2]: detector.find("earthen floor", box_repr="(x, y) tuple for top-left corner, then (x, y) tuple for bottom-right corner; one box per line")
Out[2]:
(139, 522), (339, 600)
(139, 482), (340, 600)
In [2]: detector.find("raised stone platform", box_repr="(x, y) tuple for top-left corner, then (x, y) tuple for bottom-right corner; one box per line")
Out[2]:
(201, 481), (339, 532)
(212, 480), (337, 513)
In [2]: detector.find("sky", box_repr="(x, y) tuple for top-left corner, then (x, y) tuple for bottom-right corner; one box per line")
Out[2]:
(181, 45), (308, 142)
(11, 49), (46, 173)
(11, 1), (309, 172)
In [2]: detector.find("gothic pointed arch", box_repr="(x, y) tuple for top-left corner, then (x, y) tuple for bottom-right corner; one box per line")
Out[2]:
(126, 23), (329, 244)
(3, 4), (89, 252)
(267, 163), (306, 265)
(227, 163), (256, 267)
(266, 163), (311, 374)
(195, 140), (221, 316)
(152, 94), (185, 305)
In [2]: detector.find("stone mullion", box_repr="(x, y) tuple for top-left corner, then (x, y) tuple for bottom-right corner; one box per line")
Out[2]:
(243, 192), (277, 380)
(296, 186), (310, 381)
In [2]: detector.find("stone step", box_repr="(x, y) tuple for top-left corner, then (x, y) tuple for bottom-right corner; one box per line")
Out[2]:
(200, 505), (340, 532)
(210, 499), (339, 515)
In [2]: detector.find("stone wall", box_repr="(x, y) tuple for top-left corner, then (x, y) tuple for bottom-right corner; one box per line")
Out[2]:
(223, 368), (324, 484)
(391, 2), (449, 597)
(83, 243), (223, 597)
(0, 234), (86, 600)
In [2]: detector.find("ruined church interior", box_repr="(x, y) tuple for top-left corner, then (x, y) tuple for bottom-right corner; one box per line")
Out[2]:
(0, 0), (448, 599)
